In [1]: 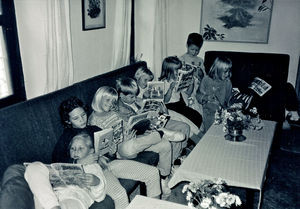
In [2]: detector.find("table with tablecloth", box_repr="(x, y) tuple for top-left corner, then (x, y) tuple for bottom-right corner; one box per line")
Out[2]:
(168, 120), (277, 209)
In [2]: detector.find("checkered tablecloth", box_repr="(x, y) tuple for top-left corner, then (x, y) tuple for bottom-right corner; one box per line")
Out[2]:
(168, 120), (276, 191)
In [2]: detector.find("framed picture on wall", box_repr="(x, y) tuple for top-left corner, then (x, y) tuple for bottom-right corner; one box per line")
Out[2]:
(82, 0), (106, 30)
(200, 0), (273, 43)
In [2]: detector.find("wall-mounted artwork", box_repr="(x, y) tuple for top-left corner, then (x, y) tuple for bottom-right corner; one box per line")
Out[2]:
(200, 0), (273, 43)
(82, 0), (106, 30)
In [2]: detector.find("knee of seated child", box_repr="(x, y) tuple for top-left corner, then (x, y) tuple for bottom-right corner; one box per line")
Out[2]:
(157, 139), (172, 153)
(118, 141), (138, 159)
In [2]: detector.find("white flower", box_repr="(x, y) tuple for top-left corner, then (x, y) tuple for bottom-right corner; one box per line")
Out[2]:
(182, 184), (188, 193)
(186, 191), (192, 201)
(235, 195), (242, 206)
(210, 206), (217, 209)
(225, 194), (236, 205)
(200, 198), (212, 208)
(229, 116), (234, 121)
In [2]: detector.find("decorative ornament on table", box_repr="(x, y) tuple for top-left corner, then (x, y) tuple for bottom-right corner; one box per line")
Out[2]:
(214, 103), (263, 142)
(182, 178), (242, 209)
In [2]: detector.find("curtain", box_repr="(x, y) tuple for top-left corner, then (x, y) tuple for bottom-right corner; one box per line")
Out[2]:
(134, 0), (169, 79)
(45, 0), (74, 93)
(153, 0), (168, 79)
(111, 0), (132, 69)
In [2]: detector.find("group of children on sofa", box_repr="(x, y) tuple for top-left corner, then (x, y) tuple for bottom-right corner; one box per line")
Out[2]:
(23, 32), (300, 209)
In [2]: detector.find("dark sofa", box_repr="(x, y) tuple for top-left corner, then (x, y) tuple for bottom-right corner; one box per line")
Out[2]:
(0, 61), (158, 208)
(204, 51), (290, 122)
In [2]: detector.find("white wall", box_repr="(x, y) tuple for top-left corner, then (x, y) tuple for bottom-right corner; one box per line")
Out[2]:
(15, 0), (118, 98)
(166, 0), (300, 85)
(69, 0), (117, 83)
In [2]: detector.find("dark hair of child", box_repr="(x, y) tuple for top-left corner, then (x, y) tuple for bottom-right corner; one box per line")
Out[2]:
(187, 33), (203, 49)
(115, 77), (140, 96)
(59, 96), (88, 128)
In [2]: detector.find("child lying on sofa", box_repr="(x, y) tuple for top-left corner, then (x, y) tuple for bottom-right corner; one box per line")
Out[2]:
(24, 133), (107, 209)
(53, 96), (161, 209)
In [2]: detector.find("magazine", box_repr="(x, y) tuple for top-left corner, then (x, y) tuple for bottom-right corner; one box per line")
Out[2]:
(175, 69), (194, 92)
(94, 128), (114, 156)
(147, 81), (165, 101)
(230, 88), (253, 109)
(248, 77), (272, 97)
(127, 111), (170, 135)
(24, 162), (87, 189)
(139, 99), (168, 114)
(111, 119), (124, 144)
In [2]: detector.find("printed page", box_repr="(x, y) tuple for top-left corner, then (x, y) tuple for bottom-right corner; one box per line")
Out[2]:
(175, 69), (194, 92)
(248, 77), (272, 97)
(146, 81), (165, 101)
(94, 128), (114, 156)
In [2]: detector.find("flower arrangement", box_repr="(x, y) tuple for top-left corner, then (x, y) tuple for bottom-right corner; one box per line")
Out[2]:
(182, 178), (242, 209)
(214, 103), (261, 133)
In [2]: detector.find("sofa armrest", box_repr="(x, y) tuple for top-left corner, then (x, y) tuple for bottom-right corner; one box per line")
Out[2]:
(0, 164), (34, 209)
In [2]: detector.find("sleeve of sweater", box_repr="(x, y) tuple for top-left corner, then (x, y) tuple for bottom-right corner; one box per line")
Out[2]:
(83, 164), (107, 202)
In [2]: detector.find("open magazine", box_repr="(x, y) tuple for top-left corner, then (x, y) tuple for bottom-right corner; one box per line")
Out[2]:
(230, 88), (253, 109)
(175, 68), (194, 92)
(146, 81), (165, 101)
(94, 119), (124, 156)
(248, 77), (272, 97)
(24, 162), (87, 189)
(127, 111), (170, 135)
(139, 100), (168, 114)
(94, 128), (114, 156)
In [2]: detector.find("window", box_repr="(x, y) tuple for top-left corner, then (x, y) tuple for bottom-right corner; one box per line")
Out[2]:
(0, 0), (25, 108)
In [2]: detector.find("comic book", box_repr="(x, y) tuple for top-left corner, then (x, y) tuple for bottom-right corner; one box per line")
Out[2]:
(139, 99), (168, 114)
(146, 81), (165, 101)
(229, 88), (253, 109)
(175, 68), (194, 92)
(248, 77), (272, 97)
(24, 162), (87, 189)
(111, 119), (124, 144)
(127, 111), (170, 135)
(94, 128), (114, 156)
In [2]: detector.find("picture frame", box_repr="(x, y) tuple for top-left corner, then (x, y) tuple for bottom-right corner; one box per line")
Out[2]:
(200, 0), (273, 43)
(82, 0), (106, 31)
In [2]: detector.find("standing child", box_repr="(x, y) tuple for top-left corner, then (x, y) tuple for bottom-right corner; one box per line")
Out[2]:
(196, 57), (233, 132)
(24, 133), (107, 209)
(88, 85), (182, 196)
(53, 96), (161, 209)
(180, 33), (205, 115)
(159, 56), (203, 129)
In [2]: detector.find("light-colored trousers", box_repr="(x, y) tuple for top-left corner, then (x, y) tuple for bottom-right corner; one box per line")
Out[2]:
(105, 159), (161, 209)
(118, 131), (172, 176)
(165, 119), (190, 162)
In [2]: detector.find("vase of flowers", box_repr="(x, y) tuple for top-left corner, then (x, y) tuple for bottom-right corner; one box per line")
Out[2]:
(214, 103), (259, 142)
(182, 178), (242, 209)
